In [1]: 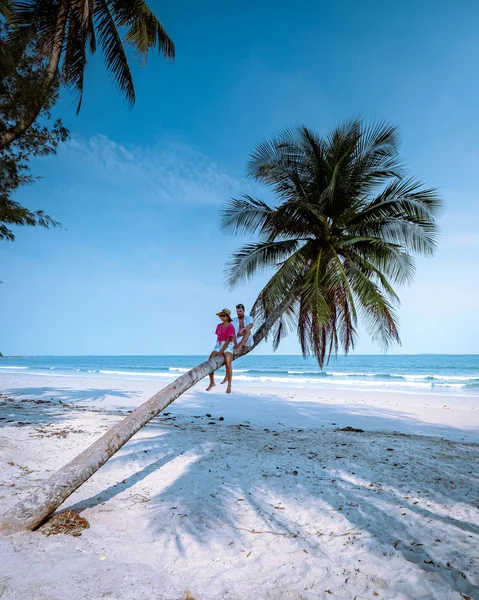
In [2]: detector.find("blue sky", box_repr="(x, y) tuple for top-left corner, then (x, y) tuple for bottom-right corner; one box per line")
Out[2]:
(1, 0), (479, 355)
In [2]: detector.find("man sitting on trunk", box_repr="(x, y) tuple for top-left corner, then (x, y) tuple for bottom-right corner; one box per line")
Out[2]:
(232, 304), (254, 353)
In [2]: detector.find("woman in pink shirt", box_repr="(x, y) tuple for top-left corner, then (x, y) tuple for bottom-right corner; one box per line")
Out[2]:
(207, 308), (235, 394)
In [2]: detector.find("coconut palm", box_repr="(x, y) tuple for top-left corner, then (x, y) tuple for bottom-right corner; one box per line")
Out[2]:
(0, 0), (175, 150)
(0, 120), (441, 533)
(221, 119), (441, 366)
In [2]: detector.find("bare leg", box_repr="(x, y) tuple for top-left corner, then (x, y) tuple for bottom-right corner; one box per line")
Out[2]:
(225, 352), (233, 393)
(206, 352), (218, 391)
(235, 329), (251, 354)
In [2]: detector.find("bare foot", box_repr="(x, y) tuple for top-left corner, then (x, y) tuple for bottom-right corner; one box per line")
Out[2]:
(226, 386), (232, 394)
(220, 377), (227, 384)
(206, 383), (215, 391)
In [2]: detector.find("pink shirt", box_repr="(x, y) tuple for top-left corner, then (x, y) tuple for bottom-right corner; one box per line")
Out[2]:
(216, 323), (235, 343)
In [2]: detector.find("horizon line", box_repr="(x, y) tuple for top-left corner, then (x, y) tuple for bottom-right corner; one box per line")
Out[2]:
(2, 353), (479, 358)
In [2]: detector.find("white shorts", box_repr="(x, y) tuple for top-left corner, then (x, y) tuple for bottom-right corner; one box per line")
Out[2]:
(213, 341), (234, 354)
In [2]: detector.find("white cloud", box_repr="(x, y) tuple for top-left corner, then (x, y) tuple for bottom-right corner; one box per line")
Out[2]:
(60, 135), (243, 206)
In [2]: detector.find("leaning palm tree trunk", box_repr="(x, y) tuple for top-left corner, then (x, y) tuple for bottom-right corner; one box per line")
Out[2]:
(0, 304), (289, 534)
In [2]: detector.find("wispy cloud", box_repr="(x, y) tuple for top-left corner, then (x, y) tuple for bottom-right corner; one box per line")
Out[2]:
(57, 135), (243, 206)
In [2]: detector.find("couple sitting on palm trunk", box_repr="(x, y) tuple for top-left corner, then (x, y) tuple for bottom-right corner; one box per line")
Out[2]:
(206, 304), (253, 394)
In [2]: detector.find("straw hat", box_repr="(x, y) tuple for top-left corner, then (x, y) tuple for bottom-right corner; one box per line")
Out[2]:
(216, 308), (232, 321)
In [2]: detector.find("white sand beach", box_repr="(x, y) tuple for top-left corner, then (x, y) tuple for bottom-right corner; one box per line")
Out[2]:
(1, 373), (478, 599)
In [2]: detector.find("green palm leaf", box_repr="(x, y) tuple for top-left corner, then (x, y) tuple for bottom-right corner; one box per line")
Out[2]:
(94, 0), (135, 104)
(225, 239), (301, 288)
(220, 195), (273, 236)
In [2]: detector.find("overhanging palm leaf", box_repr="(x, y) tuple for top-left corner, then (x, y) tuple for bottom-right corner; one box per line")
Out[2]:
(94, 0), (135, 105)
(223, 120), (442, 367)
(1, 0), (175, 149)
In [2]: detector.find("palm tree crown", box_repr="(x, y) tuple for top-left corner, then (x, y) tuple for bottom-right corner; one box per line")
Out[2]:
(221, 120), (442, 367)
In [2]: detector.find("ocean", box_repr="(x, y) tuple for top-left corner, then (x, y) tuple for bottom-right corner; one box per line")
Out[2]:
(1, 354), (479, 397)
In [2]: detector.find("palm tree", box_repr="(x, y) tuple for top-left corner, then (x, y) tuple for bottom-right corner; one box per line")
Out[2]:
(222, 120), (441, 366)
(0, 120), (441, 533)
(0, 0), (175, 150)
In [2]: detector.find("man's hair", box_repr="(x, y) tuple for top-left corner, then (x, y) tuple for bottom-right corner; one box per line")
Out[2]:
(236, 304), (245, 309)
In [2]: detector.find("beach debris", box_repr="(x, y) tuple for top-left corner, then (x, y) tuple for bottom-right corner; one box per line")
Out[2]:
(127, 493), (150, 504)
(336, 426), (364, 433)
(38, 511), (90, 537)
(184, 591), (196, 600)
(230, 526), (297, 538)
(99, 556), (107, 561)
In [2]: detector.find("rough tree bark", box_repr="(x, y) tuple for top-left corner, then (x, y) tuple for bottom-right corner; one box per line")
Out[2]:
(0, 302), (291, 534)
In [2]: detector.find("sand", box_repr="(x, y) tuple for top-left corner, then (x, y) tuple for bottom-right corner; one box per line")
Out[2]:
(0, 373), (478, 599)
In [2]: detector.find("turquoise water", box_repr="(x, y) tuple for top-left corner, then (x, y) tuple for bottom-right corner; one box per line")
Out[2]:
(1, 354), (479, 396)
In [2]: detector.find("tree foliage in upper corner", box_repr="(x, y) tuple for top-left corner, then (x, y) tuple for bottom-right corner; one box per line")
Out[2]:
(0, 21), (69, 241)
(1, 0), (175, 150)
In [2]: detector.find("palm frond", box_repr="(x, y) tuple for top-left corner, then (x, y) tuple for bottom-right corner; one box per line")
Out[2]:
(5, 0), (59, 60)
(220, 196), (273, 236)
(62, 5), (89, 112)
(93, 0), (135, 104)
(225, 239), (300, 288)
(108, 0), (174, 59)
(270, 301), (297, 351)
(353, 177), (441, 223)
(249, 241), (315, 320)
(339, 236), (416, 285)
(344, 259), (400, 349)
